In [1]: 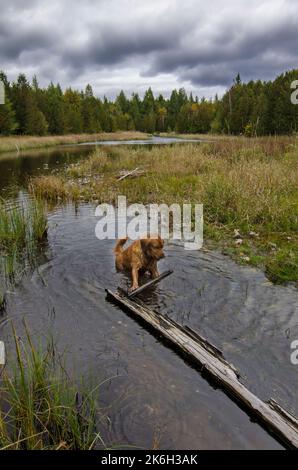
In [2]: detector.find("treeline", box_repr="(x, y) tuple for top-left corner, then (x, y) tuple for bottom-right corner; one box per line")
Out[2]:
(0, 69), (297, 136)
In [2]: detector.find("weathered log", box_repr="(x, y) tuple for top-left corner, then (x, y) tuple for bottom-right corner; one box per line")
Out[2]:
(105, 289), (298, 449)
(117, 167), (145, 181)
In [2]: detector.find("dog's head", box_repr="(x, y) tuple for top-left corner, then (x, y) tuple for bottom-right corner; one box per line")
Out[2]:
(141, 236), (165, 261)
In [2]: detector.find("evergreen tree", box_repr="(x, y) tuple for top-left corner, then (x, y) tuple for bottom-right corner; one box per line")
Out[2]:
(130, 93), (142, 130)
(1, 68), (297, 137)
(63, 88), (83, 133)
(43, 83), (65, 134)
(0, 98), (18, 135)
(10, 74), (32, 133)
(25, 105), (48, 135)
(82, 85), (102, 133)
(116, 90), (130, 114)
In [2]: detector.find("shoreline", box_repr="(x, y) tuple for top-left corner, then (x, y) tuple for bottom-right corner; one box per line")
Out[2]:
(0, 131), (150, 154)
(1, 131), (294, 155)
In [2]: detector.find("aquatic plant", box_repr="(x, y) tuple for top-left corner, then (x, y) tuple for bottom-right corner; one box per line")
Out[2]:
(0, 197), (48, 285)
(0, 323), (103, 450)
(29, 175), (71, 201)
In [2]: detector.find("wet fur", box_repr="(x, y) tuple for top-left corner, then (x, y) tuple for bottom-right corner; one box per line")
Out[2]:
(114, 236), (165, 291)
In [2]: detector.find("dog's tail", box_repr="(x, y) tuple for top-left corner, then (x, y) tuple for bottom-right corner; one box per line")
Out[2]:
(114, 237), (128, 254)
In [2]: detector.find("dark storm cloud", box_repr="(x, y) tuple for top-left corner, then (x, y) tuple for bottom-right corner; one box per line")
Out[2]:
(0, 26), (54, 61)
(0, 4), (60, 62)
(142, 5), (298, 86)
(1, 0), (298, 97)
(63, 22), (180, 72)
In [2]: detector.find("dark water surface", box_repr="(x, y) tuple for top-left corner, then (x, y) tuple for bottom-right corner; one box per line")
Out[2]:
(0, 141), (297, 449)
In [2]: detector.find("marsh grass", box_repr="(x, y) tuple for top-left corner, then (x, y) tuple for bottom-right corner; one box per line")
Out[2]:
(0, 323), (102, 450)
(158, 132), (234, 141)
(29, 176), (74, 202)
(0, 131), (149, 154)
(29, 136), (298, 283)
(0, 293), (6, 314)
(0, 198), (48, 288)
(0, 200), (46, 249)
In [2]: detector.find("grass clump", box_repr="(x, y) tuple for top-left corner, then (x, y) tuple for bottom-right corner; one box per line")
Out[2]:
(0, 198), (47, 250)
(0, 198), (47, 285)
(0, 324), (102, 450)
(29, 175), (74, 202)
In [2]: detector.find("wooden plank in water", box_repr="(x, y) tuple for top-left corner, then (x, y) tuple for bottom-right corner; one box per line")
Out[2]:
(105, 289), (298, 449)
(123, 269), (173, 298)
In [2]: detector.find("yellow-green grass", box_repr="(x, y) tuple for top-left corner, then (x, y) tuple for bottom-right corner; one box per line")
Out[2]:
(0, 323), (103, 450)
(0, 198), (47, 287)
(0, 131), (150, 154)
(29, 136), (298, 284)
(157, 132), (238, 140)
(0, 198), (47, 250)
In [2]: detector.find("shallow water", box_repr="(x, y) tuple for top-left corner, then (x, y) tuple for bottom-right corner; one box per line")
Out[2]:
(0, 140), (297, 449)
(74, 135), (204, 146)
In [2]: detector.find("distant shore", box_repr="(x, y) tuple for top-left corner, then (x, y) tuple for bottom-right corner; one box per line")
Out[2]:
(0, 131), (281, 155)
(0, 131), (150, 154)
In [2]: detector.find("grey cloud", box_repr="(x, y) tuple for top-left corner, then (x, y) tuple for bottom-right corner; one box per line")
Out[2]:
(0, 9), (59, 63)
(63, 26), (177, 71)
(0, 0), (297, 96)
(0, 30), (54, 61)
(142, 9), (298, 86)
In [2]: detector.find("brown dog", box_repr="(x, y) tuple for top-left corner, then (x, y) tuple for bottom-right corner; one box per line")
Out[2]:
(114, 236), (165, 291)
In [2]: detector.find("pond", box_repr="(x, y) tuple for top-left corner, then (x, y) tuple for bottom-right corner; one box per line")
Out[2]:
(0, 138), (297, 449)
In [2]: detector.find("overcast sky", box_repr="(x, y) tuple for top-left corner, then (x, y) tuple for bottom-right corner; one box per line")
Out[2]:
(0, 0), (297, 99)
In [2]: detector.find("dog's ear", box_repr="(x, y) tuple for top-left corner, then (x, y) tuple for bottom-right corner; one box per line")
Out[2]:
(158, 235), (164, 247)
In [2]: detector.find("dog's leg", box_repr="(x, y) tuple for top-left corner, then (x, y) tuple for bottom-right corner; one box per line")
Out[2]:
(115, 260), (123, 271)
(149, 263), (160, 279)
(130, 267), (139, 291)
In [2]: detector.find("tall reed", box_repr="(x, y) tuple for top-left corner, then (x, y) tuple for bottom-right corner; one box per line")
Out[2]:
(0, 323), (102, 450)
(0, 198), (47, 288)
